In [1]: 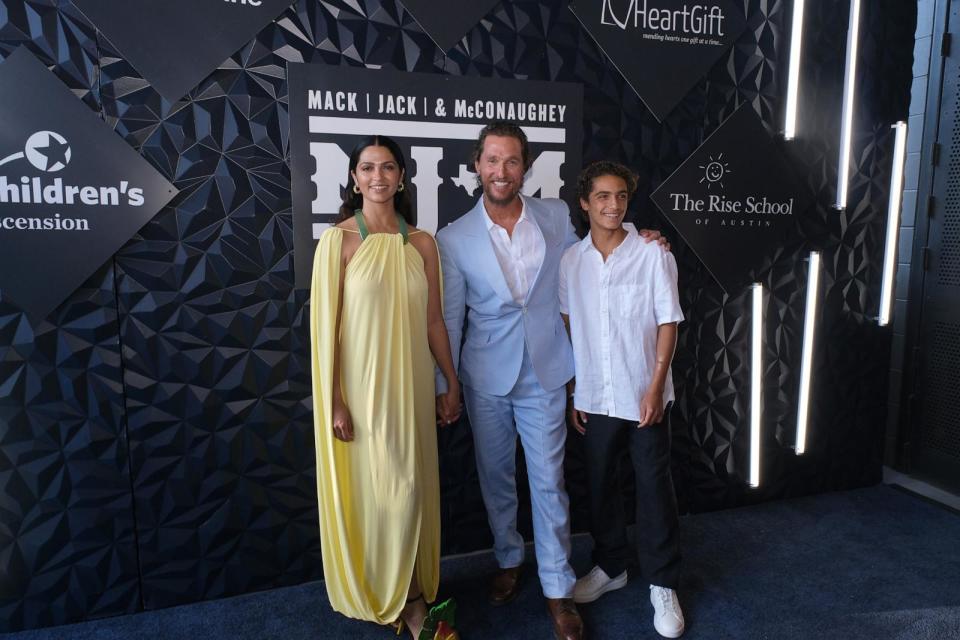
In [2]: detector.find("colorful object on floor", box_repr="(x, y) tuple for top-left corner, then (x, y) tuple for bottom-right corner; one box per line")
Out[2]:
(419, 599), (458, 640)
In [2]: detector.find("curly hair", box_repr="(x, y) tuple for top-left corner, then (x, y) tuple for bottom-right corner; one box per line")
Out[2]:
(576, 161), (638, 203)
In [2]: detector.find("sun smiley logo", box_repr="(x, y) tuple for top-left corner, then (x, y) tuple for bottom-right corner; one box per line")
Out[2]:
(699, 154), (730, 189)
(0, 131), (72, 172)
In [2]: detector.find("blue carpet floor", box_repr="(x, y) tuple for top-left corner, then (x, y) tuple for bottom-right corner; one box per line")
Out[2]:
(4, 484), (960, 639)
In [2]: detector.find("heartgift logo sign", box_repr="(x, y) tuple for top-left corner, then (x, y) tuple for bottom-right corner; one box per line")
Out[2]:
(650, 105), (811, 293)
(569, 0), (745, 121)
(600, 0), (727, 35)
(288, 64), (583, 289)
(72, 0), (295, 102)
(0, 49), (177, 319)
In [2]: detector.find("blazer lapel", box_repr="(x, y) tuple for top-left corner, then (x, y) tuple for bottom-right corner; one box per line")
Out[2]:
(464, 198), (515, 305)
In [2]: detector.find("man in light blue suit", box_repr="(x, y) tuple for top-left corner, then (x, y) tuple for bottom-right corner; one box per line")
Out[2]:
(437, 122), (584, 639)
(437, 123), (664, 640)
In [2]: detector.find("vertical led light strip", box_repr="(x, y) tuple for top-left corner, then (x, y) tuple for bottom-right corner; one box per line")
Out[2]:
(836, 0), (862, 209)
(784, 0), (806, 140)
(750, 283), (763, 487)
(879, 121), (909, 326)
(795, 252), (821, 455)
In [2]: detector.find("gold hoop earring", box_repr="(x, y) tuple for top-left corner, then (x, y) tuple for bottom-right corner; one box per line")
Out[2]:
(397, 183), (405, 192)
(352, 184), (361, 194)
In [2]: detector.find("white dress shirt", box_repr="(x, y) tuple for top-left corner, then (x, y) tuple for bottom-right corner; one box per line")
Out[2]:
(559, 227), (684, 421)
(484, 196), (545, 304)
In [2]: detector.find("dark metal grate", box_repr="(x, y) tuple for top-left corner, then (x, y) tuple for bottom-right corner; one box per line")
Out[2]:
(943, 208), (960, 285)
(920, 321), (960, 458)
(940, 66), (960, 286)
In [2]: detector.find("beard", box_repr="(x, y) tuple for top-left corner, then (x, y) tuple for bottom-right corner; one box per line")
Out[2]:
(480, 176), (523, 207)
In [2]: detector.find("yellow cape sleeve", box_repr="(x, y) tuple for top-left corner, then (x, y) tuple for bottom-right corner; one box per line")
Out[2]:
(309, 228), (358, 613)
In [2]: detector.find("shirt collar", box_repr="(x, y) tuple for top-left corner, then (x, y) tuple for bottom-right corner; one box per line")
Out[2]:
(484, 195), (529, 231)
(579, 223), (638, 255)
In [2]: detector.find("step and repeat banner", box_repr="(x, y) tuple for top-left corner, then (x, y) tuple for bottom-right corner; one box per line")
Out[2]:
(0, 0), (916, 632)
(0, 10), (808, 316)
(288, 64), (583, 288)
(0, 0), (796, 335)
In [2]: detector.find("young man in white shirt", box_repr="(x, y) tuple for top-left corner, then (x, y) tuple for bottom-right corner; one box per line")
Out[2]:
(559, 161), (686, 638)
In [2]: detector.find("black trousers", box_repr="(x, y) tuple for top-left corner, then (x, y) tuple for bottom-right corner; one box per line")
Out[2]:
(582, 410), (681, 589)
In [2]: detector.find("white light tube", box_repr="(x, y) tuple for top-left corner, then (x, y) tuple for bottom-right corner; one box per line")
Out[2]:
(795, 251), (821, 455)
(836, 0), (862, 209)
(784, 0), (806, 140)
(879, 121), (908, 326)
(750, 283), (763, 487)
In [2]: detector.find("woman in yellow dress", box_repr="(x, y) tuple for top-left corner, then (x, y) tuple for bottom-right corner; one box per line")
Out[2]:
(310, 135), (462, 638)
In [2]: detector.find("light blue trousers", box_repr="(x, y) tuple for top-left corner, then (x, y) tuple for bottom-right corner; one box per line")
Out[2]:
(463, 348), (576, 599)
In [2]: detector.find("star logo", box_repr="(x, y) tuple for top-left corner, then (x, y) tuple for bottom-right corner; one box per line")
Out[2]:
(25, 131), (72, 172)
(0, 130), (73, 172)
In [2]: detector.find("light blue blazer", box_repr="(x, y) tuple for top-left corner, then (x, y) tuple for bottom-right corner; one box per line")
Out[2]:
(437, 196), (578, 396)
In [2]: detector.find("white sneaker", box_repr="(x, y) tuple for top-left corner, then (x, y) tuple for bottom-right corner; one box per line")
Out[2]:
(572, 565), (628, 603)
(650, 585), (685, 638)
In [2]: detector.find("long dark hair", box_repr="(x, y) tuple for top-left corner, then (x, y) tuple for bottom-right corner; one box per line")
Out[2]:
(337, 135), (414, 224)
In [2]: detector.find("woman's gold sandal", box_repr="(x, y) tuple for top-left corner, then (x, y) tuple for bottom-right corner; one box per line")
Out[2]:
(392, 594), (425, 637)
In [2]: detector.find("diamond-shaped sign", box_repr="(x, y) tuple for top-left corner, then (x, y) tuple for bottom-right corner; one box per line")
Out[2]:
(569, 0), (746, 121)
(73, 0), (295, 103)
(401, 0), (503, 52)
(651, 106), (811, 293)
(0, 48), (178, 318)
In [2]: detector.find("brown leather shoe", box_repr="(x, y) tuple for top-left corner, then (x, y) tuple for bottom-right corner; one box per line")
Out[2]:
(488, 566), (523, 606)
(546, 598), (584, 640)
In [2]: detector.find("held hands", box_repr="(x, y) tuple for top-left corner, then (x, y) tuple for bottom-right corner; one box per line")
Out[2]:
(332, 399), (355, 442)
(638, 386), (665, 428)
(638, 228), (671, 252)
(436, 382), (462, 426)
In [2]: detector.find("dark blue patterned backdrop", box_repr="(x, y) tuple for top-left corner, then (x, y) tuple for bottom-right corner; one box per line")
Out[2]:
(0, 0), (915, 632)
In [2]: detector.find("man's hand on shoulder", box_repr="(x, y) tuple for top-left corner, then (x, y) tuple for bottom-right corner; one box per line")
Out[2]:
(638, 228), (671, 252)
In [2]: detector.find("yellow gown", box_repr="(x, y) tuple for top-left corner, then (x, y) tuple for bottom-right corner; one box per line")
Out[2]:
(310, 225), (441, 624)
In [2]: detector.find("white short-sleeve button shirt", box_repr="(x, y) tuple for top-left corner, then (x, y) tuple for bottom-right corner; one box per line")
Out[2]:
(559, 227), (684, 421)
